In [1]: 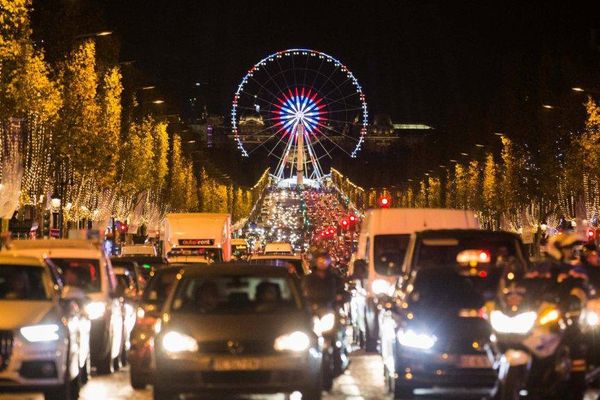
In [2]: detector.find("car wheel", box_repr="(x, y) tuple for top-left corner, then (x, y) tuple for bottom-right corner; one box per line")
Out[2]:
(95, 349), (114, 375)
(45, 360), (79, 400)
(80, 354), (91, 385)
(393, 382), (414, 399)
(364, 313), (378, 352)
(130, 371), (147, 390)
(153, 387), (179, 400)
(301, 385), (323, 400)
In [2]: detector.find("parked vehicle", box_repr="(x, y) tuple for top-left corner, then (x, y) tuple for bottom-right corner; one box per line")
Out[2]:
(0, 254), (91, 400)
(249, 254), (311, 276)
(349, 209), (480, 351)
(162, 213), (232, 263)
(231, 238), (250, 260)
(153, 264), (323, 400)
(6, 240), (125, 375)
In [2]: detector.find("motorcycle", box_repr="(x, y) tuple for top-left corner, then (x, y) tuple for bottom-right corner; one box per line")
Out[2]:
(311, 303), (351, 391)
(490, 273), (587, 400)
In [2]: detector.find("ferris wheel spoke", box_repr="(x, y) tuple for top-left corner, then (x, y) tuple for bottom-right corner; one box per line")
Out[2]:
(258, 59), (289, 99)
(246, 124), (292, 156)
(313, 124), (355, 157)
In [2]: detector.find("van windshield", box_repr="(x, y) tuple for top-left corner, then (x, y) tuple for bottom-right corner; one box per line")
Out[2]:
(374, 234), (410, 275)
(50, 258), (101, 293)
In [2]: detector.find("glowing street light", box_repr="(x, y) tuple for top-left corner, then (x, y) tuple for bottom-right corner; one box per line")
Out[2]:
(572, 87), (585, 92)
(542, 104), (554, 109)
(152, 99), (165, 104)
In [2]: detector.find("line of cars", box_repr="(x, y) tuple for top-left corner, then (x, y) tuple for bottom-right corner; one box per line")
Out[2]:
(0, 239), (166, 399)
(347, 208), (597, 399)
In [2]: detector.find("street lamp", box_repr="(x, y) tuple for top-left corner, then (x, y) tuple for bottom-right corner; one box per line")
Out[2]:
(542, 104), (554, 109)
(151, 99), (165, 104)
(572, 87), (585, 92)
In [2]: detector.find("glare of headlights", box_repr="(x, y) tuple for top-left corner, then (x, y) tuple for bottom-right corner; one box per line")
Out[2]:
(490, 310), (537, 334)
(85, 301), (107, 320)
(372, 279), (392, 296)
(313, 313), (336, 335)
(162, 331), (198, 353)
(586, 310), (600, 327)
(397, 329), (437, 350)
(20, 324), (60, 342)
(274, 331), (311, 352)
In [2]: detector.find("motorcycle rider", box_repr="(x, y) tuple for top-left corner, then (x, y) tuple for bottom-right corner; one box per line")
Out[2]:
(534, 233), (589, 398)
(301, 246), (344, 305)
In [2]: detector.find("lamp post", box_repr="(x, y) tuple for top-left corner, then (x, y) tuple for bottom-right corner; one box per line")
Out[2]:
(50, 193), (61, 238)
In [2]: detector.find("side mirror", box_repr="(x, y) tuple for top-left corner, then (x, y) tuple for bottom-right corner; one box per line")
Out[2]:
(352, 259), (368, 280)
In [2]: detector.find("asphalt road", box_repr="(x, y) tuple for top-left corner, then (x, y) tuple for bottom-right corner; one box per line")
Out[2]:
(1, 352), (599, 400)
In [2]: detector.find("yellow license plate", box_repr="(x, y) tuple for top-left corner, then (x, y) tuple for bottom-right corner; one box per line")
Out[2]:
(213, 358), (261, 371)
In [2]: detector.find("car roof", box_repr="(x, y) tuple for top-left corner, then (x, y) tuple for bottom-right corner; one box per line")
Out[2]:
(250, 255), (302, 260)
(416, 229), (521, 241)
(179, 264), (295, 278)
(0, 254), (47, 267)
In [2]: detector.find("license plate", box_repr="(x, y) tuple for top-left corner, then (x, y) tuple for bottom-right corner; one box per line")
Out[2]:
(213, 358), (261, 371)
(458, 355), (491, 369)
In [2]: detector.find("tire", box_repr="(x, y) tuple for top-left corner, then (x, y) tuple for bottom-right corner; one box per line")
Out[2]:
(301, 385), (322, 400)
(45, 361), (79, 400)
(364, 314), (378, 353)
(79, 354), (90, 385)
(498, 366), (525, 400)
(95, 348), (114, 375)
(393, 382), (414, 399)
(130, 371), (147, 390)
(153, 387), (179, 400)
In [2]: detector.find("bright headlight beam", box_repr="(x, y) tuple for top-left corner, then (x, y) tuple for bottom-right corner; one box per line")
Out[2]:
(162, 331), (198, 353)
(397, 329), (437, 350)
(20, 324), (60, 342)
(274, 331), (310, 352)
(85, 301), (107, 320)
(490, 310), (537, 334)
(314, 313), (336, 335)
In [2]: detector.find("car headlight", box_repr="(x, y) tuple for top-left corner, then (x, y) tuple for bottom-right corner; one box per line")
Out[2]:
(85, 301), (107, 320)
(20, 324), (60, 342)
(585, 310), (600, 327)
(162, 331), (198, 353)
(372, 279), (392, 296)
(313, 313), (336, 335)
(274, 331), (311, 352)
(397, 329), (437, 350)
(490, 310), (537, 334)
(539, 308), (560, 326)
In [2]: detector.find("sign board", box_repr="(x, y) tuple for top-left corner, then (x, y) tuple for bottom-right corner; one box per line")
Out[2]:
(49, 228), (60, 238)
(178, 239), (215, 246)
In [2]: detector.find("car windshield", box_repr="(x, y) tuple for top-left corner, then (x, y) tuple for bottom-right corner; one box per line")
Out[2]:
(413, 236), (523, 271)
(50, 258), (101, 293)
(0, 266), (50, 300)
(374, 234), (410, 275)
(143, 269), (179, 305)
(172, 275), (301, 314)
(411, 269), (486, 309)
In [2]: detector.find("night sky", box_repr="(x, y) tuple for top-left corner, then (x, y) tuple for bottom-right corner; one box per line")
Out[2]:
(32, 1), (600, 183)
(101, 1), (600, 125)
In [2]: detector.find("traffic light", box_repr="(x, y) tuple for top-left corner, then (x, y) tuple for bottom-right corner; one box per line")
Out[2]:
(587, 228), (596, 242)
(378, 195), (391, 208)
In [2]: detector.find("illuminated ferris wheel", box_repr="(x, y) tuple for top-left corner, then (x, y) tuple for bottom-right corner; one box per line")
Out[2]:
(231, 49), (368, 185)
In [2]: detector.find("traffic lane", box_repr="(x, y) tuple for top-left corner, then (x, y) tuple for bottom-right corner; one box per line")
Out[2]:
(1, 354), (599, 399)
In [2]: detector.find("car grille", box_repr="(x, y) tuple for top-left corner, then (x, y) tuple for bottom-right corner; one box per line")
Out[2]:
(0, 331), (14, 371)
(198, 340), (275, 355)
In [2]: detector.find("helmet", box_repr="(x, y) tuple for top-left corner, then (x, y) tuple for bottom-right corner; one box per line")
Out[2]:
(547, 233), (583, 261)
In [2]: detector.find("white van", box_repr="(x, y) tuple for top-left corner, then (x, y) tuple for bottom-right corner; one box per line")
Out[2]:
(349, 208), (479, 351)
(263, 242), (294, 255)
(120, 244), (157, 257)
(5, 240), (126, 375)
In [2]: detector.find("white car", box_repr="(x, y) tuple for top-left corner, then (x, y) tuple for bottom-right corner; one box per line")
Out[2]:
(263, 242), (294, 256)
(5, 239), (124, 375)
(0, 254), (90, 399)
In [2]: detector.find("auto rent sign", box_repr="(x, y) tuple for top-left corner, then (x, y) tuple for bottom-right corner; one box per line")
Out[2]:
(178, 239), (215, 246)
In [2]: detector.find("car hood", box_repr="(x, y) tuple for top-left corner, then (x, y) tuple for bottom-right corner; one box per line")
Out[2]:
(167, 311), (312, 342)
(0, 301), (56, 330)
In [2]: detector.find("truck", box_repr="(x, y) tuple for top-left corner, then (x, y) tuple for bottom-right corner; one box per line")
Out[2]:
(349, 208), (480, 351)
(162, 213), (232, 263)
